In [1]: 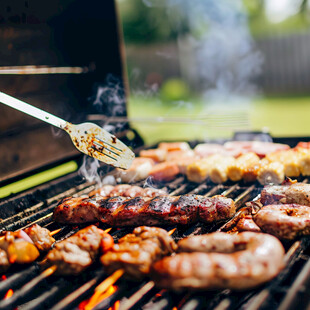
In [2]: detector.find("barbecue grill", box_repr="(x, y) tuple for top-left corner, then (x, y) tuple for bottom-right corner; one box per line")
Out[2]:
(0, 1), (310, 310)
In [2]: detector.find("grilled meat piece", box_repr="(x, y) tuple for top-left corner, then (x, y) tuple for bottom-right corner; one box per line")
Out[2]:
(0, 231), (40, 264)
(149, 162), (180, 182)
(0, 224), (56, 270)
(220, 206), (261, 234)
(152, 232), (284, 290)
(261, 182), (310, 206)
(45, 225), (113, 275)
(100, 226), (177, 279)
(23, 224), (55, 251)
(54, 195), (236, 226)
(253, 204), (310, 240)
(89, 184), (166, 198)
(0, 249), (9, 272)
(116, 157), (155, 183)
(53, 196), (102, 224)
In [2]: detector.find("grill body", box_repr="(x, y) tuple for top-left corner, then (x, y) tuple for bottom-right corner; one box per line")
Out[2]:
(0, 1), (309, 309)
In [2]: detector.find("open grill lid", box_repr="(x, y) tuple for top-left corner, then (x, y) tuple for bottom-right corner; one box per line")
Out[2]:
(0, 0), (130, 183)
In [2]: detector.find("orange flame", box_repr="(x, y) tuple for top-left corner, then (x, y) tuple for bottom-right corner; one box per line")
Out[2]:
(79, 285), (118, 310)
(4, 289), (13, 299)
(168, 228), (176, 236)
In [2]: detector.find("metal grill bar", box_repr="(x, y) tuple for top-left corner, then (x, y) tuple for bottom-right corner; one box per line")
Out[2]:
(0, 165), (309, 309)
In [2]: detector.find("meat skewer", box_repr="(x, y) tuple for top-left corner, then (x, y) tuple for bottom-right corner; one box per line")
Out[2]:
(83, 227), (176, 309)
(89, 184), (166, 198)
(0, 226), (114, 310)
(100, 226), (177, 280)
(0, 224), (57, 272)
(44, 225), (114, 275)
(53, 194), (236, 226)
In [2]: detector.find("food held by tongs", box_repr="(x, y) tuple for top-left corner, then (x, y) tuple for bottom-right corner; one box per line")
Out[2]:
(0, 91), (135, 169)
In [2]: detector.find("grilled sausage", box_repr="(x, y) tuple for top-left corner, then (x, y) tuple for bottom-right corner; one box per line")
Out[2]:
(253, 204), (310, 240)
(54, 195), (236, 226)
(151, 232), (284, 290)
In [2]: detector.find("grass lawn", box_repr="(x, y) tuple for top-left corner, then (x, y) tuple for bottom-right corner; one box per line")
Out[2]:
(128, 96), (310, 145)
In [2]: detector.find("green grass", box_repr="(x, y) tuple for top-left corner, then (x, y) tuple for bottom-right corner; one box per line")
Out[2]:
(128, 95), (310, 145)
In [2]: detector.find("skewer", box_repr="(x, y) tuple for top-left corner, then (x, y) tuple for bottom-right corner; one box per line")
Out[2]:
(119, 185), (251, 310)
(0, 226), (113, 308)
(85, 228), (177, 310)
(0, 227), (62, 241)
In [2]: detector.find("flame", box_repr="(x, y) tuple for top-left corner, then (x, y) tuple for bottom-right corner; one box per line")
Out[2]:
(1, 275), (7, 281)
(4, 289), (13, 299)
(79, 285), (118, 310)
(168, 228), (176, 236)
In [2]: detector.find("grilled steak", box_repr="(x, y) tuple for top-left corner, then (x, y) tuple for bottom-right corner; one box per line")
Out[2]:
(54, 195), (236, 226)
(100, 226), (177, 279)
(45, 225), (113, 275)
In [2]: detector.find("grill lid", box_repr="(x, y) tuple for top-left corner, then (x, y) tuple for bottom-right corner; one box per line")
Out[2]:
(0, 0), (129, 182)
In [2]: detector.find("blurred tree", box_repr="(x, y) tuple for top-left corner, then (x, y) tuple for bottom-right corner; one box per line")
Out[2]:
(118, 0), (189, 44)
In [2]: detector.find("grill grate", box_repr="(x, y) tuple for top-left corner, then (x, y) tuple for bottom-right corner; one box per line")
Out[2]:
(0, 168), (309, 310)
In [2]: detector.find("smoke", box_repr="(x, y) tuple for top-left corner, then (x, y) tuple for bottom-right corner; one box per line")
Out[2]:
(78, 74), (127, 185)
(78, 156), (101, 184)
(142, 0), (263, 109)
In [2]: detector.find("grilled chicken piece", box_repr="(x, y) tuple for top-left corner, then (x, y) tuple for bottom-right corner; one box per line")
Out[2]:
(0, 249), (9, 272)
(260, 181), (310, 206)
(23, 224), (55, 251)
(90, 184), (166, 199)
(149, 162), (180, 182)
(116, 157), (155, 183)
(0, 231), (40, 265)
(54, 195), (236, 226)
(152, 232), (284, 290)
(0, 224), (56, 271)
(100, 226), (177, 279)
(89, 185), (114, 197)
(139, 149), (167, 162)
(45, 225), (113, 275)
(158, 142), (190, 152)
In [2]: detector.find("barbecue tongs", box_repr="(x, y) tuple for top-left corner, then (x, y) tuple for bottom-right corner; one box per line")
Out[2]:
(0, 91), (135, 169)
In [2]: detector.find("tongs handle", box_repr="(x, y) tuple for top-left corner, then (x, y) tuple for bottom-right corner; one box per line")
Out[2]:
(0, 91), (67, 129)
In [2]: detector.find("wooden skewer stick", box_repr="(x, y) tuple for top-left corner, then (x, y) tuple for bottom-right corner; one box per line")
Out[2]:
(50, 228), (62, 236)
(0, 227), (63, 241)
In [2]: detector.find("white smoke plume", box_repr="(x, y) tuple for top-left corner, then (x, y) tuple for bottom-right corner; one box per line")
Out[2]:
(78, 156), (101, 184)
(78, 73), (129, 185)
(142, 0), (263, 109)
